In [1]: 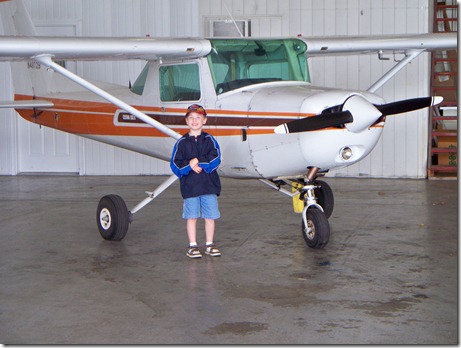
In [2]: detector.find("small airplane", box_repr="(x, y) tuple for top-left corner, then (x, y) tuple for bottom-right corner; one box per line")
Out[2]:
(0, 0), (457, 249)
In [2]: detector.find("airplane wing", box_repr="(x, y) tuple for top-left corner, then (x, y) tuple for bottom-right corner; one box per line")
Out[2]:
(0, 33), (455, 62)
(0, 36), (212, 61)
(302, 33), (457, 56)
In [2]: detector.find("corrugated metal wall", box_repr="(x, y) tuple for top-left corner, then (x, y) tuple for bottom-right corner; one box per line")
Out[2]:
(0, 62), (16, 175)
(0, 0), (431, 178)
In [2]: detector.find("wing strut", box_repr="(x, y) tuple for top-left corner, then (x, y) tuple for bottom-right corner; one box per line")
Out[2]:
(130, 174), (178, 215)
(33, 54), (180, 217)
(33, 54), (182, 141)
(367, 49), (423, 93)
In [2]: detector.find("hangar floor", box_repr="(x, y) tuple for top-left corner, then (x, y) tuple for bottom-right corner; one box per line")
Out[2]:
(0, 175), (458, 344)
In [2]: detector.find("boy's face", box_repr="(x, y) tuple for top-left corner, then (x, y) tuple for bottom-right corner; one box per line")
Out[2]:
(185, 111), (207, 132)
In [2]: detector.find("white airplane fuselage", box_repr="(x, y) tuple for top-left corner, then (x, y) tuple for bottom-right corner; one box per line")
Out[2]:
(13, 53), (386, 180)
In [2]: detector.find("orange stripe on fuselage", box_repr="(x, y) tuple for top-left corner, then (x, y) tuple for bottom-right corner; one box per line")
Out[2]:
(14, 94), (383, 137)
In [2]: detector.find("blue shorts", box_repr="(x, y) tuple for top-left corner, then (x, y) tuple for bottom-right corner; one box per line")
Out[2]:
(183, 194), (220, 220)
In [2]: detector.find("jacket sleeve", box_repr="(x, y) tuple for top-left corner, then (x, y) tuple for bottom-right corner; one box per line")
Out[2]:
(198, 135), (221, 174)
(170, 138), (192, 178)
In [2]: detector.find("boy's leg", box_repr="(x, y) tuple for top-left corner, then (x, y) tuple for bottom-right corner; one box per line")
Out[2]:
(205, 218), (215, 244)
(201, 195), (220, 244)
(183, 197), (200, 245)
(186, 218), (202, 258)
(187, 218), (198, 245)
(200, 195), (221, 256)
(205, 218), (221, 256)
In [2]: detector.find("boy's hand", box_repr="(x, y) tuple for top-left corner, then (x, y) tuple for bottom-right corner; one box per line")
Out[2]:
(189, 158), (198, 167)
(189, 158), (202, 173)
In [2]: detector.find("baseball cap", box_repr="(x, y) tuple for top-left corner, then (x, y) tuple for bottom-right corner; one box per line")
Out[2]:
(186, 104), (207, 117)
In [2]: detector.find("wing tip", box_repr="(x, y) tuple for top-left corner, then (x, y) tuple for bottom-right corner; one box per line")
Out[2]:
(0, 99), (54, 108)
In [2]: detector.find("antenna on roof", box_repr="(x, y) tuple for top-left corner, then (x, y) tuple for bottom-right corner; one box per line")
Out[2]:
(223, 1), (244, 37)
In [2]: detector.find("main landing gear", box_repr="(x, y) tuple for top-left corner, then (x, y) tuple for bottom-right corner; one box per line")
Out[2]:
(260, 166), (334, 249)
(96, 194), (131, 241)
(96, 174), (178, 241)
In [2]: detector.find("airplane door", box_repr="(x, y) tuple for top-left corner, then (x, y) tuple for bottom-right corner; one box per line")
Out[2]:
(17, 24), (80, 174)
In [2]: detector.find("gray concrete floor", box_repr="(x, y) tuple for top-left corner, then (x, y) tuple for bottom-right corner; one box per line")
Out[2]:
(0, 175), (458, 344)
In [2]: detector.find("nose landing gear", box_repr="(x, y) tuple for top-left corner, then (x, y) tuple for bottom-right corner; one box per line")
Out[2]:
(259, 166), (334, 249)
(300, 167), (332, 249)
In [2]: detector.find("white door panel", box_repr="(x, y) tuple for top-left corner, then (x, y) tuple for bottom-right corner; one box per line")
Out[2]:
(17, 117), (79, 173)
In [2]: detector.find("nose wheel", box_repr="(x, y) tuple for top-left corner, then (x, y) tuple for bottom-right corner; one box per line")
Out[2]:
(302, 207), (330, 249)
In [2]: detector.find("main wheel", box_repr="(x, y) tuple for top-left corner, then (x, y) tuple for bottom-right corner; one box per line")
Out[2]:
(314, 180), (334, 218)
(302, 208), (330, 249)
(96, 194), (130, 241)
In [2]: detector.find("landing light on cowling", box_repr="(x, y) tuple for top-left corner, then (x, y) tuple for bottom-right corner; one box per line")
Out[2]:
(341, 147), (353, 161)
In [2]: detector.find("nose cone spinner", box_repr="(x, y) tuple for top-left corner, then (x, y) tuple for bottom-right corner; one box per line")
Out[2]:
(342, 95), (382, 133)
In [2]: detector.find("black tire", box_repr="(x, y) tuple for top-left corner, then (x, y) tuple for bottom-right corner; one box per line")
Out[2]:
(96, 194), (130, 241)
(302, 208), (330, 249)
(314, 180), (334, 219)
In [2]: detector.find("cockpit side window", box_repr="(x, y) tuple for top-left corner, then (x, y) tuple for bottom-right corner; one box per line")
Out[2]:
(159, 63), (201, 102)
(130, 63), (149, 96)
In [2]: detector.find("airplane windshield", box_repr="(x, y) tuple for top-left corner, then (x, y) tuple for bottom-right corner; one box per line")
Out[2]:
(208, 38), (309, 94)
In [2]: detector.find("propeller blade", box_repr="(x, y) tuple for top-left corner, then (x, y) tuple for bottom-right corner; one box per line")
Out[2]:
(375, 96), (443, 116)
(274, 110), (353, 134)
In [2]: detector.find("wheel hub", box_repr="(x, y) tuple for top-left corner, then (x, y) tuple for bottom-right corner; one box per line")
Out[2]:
(305, 219), (315, 240)
(99, 208), (111, 230)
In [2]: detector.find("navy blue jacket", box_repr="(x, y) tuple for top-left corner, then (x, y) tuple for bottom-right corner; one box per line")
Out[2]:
(170, 132), (221, 199)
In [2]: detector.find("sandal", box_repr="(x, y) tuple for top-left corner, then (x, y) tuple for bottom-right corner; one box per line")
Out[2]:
(205, 244), (221, 257)
(186, 246), (202, 259)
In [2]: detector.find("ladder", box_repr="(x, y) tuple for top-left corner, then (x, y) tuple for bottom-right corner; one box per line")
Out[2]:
(428, 0), (458, 178)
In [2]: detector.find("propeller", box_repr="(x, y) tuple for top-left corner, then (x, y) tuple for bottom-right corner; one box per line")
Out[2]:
(375, 96), (443, 116)
(274, 95), (443, 135)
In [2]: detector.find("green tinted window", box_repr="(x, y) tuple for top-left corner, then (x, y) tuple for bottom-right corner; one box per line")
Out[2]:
(130, 63), (149, 95)
(208, 39), (309, 94)
(159, 63), (201, 102)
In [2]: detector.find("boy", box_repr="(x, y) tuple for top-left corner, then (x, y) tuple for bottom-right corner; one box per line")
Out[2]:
(170, 104), (222, 259)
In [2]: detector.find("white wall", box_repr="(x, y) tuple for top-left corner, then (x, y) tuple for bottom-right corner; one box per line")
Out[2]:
(0, 0), (432, 177)
(0, 63), (16, 175)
